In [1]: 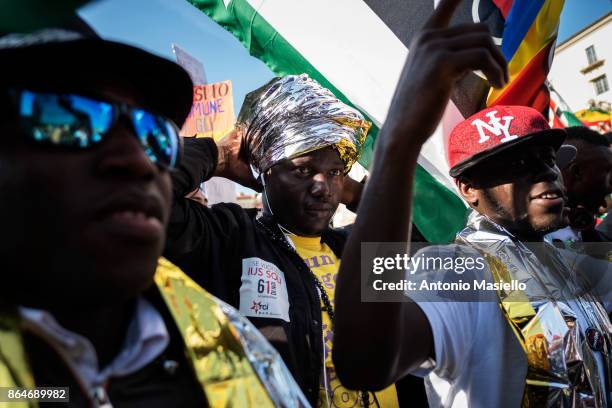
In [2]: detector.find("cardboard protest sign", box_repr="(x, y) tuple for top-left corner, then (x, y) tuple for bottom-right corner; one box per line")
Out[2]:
(172, 43), (207, 85)
(180, 80), (235, 140)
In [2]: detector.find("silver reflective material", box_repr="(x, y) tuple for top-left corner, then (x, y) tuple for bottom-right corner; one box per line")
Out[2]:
(456, 211), (611, 407)
(237, 74), (370, 177)
(0, 29), (83, 49)
(217, 300), (311, 408)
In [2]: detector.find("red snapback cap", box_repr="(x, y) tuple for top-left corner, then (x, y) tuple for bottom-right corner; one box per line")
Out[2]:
(448, 105), (570, 177)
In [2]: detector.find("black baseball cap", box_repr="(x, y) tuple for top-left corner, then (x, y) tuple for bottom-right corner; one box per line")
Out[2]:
(0, 16), (193, 127)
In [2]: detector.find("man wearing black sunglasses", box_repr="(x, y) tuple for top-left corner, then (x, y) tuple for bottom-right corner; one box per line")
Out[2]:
(0, 18), (307, 407)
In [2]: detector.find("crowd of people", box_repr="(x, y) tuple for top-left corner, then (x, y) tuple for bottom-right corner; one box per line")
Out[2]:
(0, 0), (610, 407)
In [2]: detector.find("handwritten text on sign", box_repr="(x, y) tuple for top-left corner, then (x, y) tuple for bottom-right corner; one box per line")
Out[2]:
(180, 80), (235, 140)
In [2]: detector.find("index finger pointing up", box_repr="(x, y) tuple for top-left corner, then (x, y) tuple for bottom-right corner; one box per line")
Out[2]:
(423, 0), (464, 30)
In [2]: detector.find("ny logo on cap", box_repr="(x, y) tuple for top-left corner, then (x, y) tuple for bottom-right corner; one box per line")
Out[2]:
(471, 110), (518, 144)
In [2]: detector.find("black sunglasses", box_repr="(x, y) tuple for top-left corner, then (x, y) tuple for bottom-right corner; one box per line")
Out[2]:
(7, 89), (182, 168)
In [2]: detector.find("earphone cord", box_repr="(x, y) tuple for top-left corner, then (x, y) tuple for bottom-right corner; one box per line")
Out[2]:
(255, 207), (374, 407)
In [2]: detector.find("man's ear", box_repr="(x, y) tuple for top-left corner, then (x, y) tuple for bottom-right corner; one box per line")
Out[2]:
(456, 177), (478, 207)
(567, 162), (582, 182)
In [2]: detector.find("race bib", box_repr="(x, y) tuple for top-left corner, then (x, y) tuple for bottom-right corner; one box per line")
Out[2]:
(239, 257), (290, 322)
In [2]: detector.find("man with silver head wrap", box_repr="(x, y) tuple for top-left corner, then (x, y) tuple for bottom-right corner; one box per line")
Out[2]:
(164, 74), (405, 406)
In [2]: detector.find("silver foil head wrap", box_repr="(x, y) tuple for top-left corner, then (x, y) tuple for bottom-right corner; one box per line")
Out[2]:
(237, 74), (370, 177)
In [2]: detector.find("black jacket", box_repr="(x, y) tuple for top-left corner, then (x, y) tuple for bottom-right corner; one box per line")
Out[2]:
(24, 290), (208, 407)
(164, 137), (348, 404)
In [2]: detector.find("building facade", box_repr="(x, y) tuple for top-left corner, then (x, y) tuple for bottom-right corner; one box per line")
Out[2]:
(549, 12), (612, 114)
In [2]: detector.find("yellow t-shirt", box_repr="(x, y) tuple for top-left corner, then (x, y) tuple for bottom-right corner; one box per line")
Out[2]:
(289, 235), (399, 408)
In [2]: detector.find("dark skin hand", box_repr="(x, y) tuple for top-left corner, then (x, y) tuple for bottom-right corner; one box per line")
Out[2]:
(214, 128), (261, 192)
(341, 176), (364, 212)
(0, 83), (172, 367)
(213, 129), (365, 234)
(332, 0), (508, 391)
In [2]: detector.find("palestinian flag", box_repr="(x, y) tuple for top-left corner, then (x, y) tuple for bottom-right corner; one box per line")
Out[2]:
(548, 81), (585, 128)
(188, 0), (563, 242)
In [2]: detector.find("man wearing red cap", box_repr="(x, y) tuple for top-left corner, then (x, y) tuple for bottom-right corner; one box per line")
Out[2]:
(333, 0), (611, 406)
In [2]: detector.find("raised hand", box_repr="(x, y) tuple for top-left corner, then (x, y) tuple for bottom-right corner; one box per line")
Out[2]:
(384, 0), (508, 146)
(333, 0), (507, 391)
(213, 128), (261, 192)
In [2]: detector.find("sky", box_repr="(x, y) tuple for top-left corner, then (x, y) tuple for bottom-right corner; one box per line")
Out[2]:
(558, 0), (611, 43)
(80, 0), (274, 114)
(80, 0), (612, 115)
(81, 0), (611, 112)
(81, 0), (610, 194)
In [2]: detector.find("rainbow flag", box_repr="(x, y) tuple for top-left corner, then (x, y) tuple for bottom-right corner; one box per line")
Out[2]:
(575, 108), (612, 133)
(487, 0), (565, 112)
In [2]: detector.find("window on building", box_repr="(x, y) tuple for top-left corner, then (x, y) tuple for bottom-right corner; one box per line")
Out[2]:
(586, 45), (598, 65)
(593, 75), (609, 95)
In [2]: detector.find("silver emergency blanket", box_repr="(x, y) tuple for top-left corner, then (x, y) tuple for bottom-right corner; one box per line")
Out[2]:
(217, 300), (311, 407)
(456, 211), (611, 407)
(236, 74), (370, 176)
